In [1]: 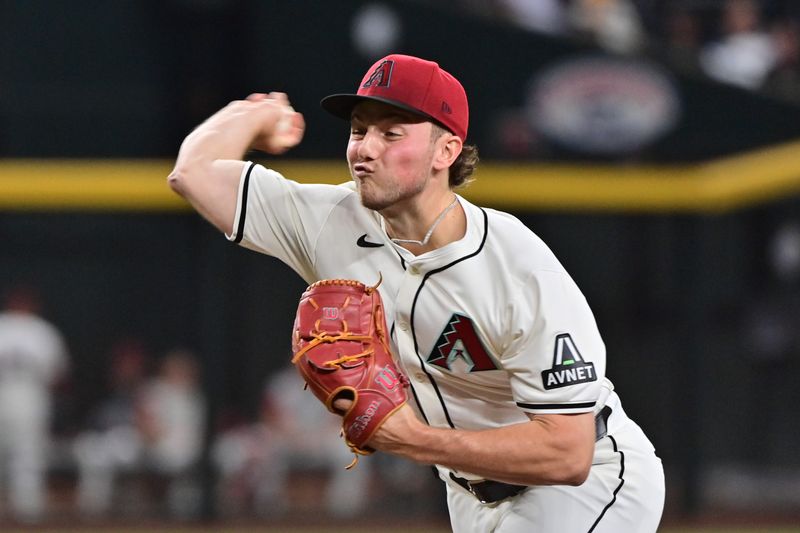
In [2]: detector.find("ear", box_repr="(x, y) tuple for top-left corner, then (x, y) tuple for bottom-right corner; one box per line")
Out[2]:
(432, 134), (463, 172)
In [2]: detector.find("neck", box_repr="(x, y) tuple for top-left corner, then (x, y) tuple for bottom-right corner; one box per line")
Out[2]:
(382, 192), (465, 254)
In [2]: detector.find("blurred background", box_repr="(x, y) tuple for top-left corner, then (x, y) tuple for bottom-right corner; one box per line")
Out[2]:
(2, 0), (800, 530)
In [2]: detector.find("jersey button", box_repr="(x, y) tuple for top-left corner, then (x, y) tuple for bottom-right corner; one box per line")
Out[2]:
(409, 265), (420, 275)
(398, 321), (409, 331)
(414, 372), (426, 382)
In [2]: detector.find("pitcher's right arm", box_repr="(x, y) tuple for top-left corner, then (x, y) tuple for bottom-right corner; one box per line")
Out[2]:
(167, 92), (305, 234)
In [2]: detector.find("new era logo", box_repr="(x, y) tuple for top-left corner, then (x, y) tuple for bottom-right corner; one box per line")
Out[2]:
(441, 101), (452, 114)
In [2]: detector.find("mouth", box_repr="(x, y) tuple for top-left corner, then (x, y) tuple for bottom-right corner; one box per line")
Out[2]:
(351, 163), (373, 179)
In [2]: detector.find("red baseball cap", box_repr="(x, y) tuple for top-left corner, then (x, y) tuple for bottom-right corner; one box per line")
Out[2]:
(321, 54), (469, 141)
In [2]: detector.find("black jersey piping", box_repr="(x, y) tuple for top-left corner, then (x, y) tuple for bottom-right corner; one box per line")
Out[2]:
(587, 434), (626, 532)
(395, 248), (407, 270)
(408, 207), (489, 429)
(516, 401), (596, 410)
(232, 162), (256, 244)
(407, 381), (427, 424)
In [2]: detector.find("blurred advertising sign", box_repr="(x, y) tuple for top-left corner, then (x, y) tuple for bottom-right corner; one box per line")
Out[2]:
(527, 56), (680, 155)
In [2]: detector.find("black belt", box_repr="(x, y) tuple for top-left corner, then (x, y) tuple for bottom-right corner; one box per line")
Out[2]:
(449, 406), (613, 504)
(449, 472), (526, 504)
(595, 405), (612, 442)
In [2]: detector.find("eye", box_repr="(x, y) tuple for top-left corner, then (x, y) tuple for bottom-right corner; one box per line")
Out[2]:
(384, 129), (402, 139)
(350, 127), (365, 138)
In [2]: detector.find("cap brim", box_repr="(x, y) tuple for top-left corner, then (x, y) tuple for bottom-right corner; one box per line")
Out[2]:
(320, 93), (447, 130)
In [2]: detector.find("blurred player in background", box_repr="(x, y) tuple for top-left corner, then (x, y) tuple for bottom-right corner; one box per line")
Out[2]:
(73, 347), (205, 519)
(73, 338), (151, 517)
(0, 284), (69, 523)
(213, 366), (371, 519)
(136, 348), (206, 518)
(260, 366), (372, 518)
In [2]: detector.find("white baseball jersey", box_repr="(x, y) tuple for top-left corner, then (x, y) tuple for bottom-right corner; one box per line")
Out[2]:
(0, 311), (67, 389)
(227, 162), (664, 532)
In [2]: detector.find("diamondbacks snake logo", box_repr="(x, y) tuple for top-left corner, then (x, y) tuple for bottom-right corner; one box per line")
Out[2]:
(427, 313), (498, 372)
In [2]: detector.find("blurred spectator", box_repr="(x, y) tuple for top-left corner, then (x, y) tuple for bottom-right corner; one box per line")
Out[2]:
(661, 5), (704, 71)
(699, 0), (778, 89)
(0, 284), (69, 523)
(496, 0), (567, 36)
(764, 18), (800, 103)
(213, 366), (371, 519)
(73, 347), (205, 519)
(453, 0), (800, 104)
(566, 0), (646, 53)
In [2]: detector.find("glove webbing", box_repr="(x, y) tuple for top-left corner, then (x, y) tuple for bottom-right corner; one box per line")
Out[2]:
(290, 329), (375, 367)
(291, 276), (383, 367)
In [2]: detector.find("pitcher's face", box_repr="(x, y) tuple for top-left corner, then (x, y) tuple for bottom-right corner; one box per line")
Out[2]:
(347, 101), (438, 211)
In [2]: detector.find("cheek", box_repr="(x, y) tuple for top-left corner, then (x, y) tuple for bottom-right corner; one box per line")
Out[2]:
(388, 144), (425, 173)
(393, 146), (433, 185)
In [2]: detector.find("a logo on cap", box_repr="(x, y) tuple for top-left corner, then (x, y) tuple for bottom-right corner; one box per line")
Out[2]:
(362, 60), (394, 89)
(441, 101), (452, 115)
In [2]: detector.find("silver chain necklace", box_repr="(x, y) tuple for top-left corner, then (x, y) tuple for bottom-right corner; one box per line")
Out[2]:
(391, 196), (459, 246)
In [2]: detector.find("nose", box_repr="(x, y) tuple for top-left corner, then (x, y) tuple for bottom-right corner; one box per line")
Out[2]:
(355, 129), (382, 161)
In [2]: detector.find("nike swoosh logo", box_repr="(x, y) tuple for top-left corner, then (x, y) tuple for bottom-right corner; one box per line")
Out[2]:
(357, 233), (384, 248)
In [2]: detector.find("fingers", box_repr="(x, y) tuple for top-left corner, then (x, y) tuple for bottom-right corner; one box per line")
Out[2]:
(269, 91), (289, 105)
(333, 397), (353, 414)
(245, 93), (269, 102)
(240, 90), (305, 154)
(290, 109), (306, 132)
(267, 101), (305, 153)
(246, 92), (288, 103)
(244, 92), (297, 121)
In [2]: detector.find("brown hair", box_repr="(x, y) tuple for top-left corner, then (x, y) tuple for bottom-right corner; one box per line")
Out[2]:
(432, 124), (479, 189)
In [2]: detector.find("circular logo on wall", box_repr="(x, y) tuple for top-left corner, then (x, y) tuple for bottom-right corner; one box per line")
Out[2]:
(527, 56), (680, 155)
